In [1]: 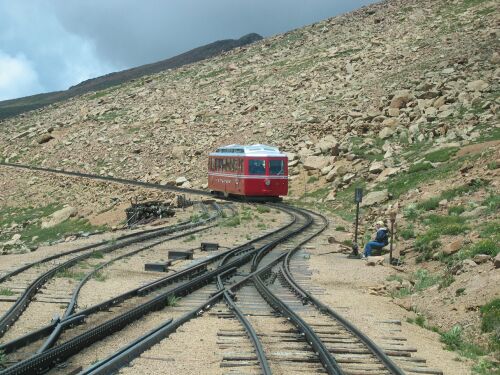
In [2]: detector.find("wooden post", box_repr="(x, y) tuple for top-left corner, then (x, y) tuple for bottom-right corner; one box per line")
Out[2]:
(389, 211), (397, 265)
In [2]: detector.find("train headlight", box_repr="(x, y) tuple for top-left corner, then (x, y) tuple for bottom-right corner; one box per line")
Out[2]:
(265, 179), (271, 186)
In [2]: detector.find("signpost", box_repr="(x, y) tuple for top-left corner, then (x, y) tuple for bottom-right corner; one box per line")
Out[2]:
(348, 187), (363, 258)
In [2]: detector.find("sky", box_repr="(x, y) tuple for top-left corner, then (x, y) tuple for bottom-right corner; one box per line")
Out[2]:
(0, 0), (377, 101)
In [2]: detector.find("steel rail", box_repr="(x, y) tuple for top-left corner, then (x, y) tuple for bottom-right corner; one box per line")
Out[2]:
(280, 210), (406, 375)
(0, 162), (211, 197)
(0, 204), (220, 339)
(216, 247), (272, 375)
(0, 251), (258, 375)
(80, 267), (236, 375)
(0, 206), (296, 360)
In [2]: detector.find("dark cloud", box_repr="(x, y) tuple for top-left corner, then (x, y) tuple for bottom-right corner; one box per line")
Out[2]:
(0, 0), (378, 100)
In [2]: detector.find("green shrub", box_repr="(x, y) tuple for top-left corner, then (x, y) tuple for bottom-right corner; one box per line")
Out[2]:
(483, 193), (500, 212)
(256, 205), (270, 214)
(469, 239), (499, 257)
(400, 225), (415, 240)
(425, 147), (458, 163)
(409, 162), (434, 173)
(417, 197), (440, 211)
(0, 288), (14, 296)
(220, 216), (241, 227)
(448, 206), (465, 216)
(166, 294), (180, 307)
(441, 325), (465, 351)
(480, 298), (500, 333)
(183, 234), (196, 242)
(403, 204), (420, 221)
(335, 225), (346, 231)
(90, 251), (104, 259)
(93, 271), (107, 282)
(307, 176), (319, 184)
(440, 179), (487, 201)
(415, 314), (426, 327)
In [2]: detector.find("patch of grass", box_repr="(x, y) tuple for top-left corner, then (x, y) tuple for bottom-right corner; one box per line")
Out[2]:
(417, 197), (440, 211)
(441, 325), (485, 358)
(415, 314), (426, 327)
(448, 205), (466, 216)
(409, 162), (434, 174)
(90, 251), (104, 259)
(166, 294), (180, 307)
(440, 179), (488, 201)
(424, 147), (458, 163)
(0, 288), (14, 296)
(0, 204), (106, 251)
(480, 298), (500, 334)
(487, 161), (498, 170)
(400, 224), (415, 240)
(482, 193), (500, 213)
(220, 216), (241, 228)
(403, 204), (420, 221)
(256, 205), (270, 214)
(386, 274), (403, 283)
(307, 176), (319, 184)
(55, 269), (85, 281)
(93, 271), (107, 282)
(455, 287), (466, 296)
(479, 221), (500, 239)
(0, 349), (5, 369)
(335, 225), (346, 231)
(257, 223), (267, 230)
(183, 234), (196, 242)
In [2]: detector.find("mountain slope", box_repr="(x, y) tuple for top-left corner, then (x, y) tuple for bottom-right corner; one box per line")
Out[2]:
(0, 33), (262, 120)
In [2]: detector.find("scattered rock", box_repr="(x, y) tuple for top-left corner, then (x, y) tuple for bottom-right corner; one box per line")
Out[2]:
(467, 80), (488, 92)
(443, 239), (463, 255)
(390, 90), (414, 109)
(175, 176), (188, 186)
(41, 206), (77, 229)
(460, 206), (487, 219)
(494, 253), (500, 269)
(366, 256), (385, 266)
(473, 254), (491, 264)
(360, 189), (389, 207)
(303, 156), (330, 171)
(37, 134), (54, 144)
(369, 161), (385, 174)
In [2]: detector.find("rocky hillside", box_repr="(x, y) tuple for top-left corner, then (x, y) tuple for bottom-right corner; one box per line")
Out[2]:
(0, 0), (499, 369)
(0, 33), (262, 120)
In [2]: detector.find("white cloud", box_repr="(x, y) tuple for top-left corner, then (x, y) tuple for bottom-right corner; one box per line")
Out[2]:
(0, 51), (42, 100)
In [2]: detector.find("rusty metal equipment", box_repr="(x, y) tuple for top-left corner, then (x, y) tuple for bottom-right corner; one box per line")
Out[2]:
(201, 242), (219, 251)
(126, 200), (174, 227)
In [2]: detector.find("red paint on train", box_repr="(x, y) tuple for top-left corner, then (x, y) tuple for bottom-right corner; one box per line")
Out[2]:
(208, 144), (288, 198)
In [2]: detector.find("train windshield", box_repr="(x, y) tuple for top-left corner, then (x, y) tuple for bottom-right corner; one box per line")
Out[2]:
(249, 159), (266, 175)
(269, 160), (284, 175)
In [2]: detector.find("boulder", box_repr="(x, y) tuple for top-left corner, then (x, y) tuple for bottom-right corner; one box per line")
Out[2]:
(390, 90), (414, 109)
(287, 152), (298, 161)
(41, 206), (77, 229)
(460, 206), (487, 219)
(37, 134), (54, 144)
(379, 127), (394, 139)
(360, 189), (389, 207)
(494, 253), (500, 269)
(4, 234), (22, 246)
(369, 161), (385, 174)
(317, 136), (339, 156)
(303, 156), (330, 171)
(467, 80), (488, 92)
(473, 254), (491, 264)
(375, 167), (400, 182)
(443, 239), (463, 255)
(366, 256), (385, 266)
(175, 176), (188, 186)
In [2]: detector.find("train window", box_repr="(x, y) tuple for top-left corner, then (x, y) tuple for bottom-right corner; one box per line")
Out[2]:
(269, 160), (284, 175)
(249, 159), (266, 175)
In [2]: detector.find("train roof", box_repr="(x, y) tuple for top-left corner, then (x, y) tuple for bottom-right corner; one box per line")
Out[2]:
(209, 144), (286, 157)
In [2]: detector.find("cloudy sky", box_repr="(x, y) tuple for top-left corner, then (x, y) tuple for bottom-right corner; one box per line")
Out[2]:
(0, 0), (377, 101)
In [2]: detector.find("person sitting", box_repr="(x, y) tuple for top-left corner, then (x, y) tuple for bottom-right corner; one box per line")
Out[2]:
(363, 220), (389, 258)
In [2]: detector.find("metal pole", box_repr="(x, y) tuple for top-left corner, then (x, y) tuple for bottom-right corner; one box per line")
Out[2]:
(354, 201), (360, 250)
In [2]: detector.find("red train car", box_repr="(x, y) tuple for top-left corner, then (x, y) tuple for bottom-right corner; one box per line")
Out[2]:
(208, 144), (288, 198)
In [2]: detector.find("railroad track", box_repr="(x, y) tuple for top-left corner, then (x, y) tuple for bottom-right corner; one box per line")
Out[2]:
(0, 163), (442, 375)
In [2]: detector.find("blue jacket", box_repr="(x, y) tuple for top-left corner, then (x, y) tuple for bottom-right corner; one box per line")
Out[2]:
(375, 228), (389, 245)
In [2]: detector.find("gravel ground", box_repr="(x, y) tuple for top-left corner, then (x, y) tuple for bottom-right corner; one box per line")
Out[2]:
(118, 304), (232, 375)
(306, 233), (473, 375)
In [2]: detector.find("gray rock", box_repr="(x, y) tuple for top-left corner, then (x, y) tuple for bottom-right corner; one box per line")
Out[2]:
(390, 90), (414, 109)
(473, 254), (491, 264)
(467, 80), (488, 92)
(303, 156), (330, 171)
(41, 206), (77, 229)
(379, 127), (394, 139)
(369, 161), (385, 174)
(175, 176), (188, 186)
(494, 253), (500, 269)
(460, 206), (487, 219)
(360, 189), (389, 207)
